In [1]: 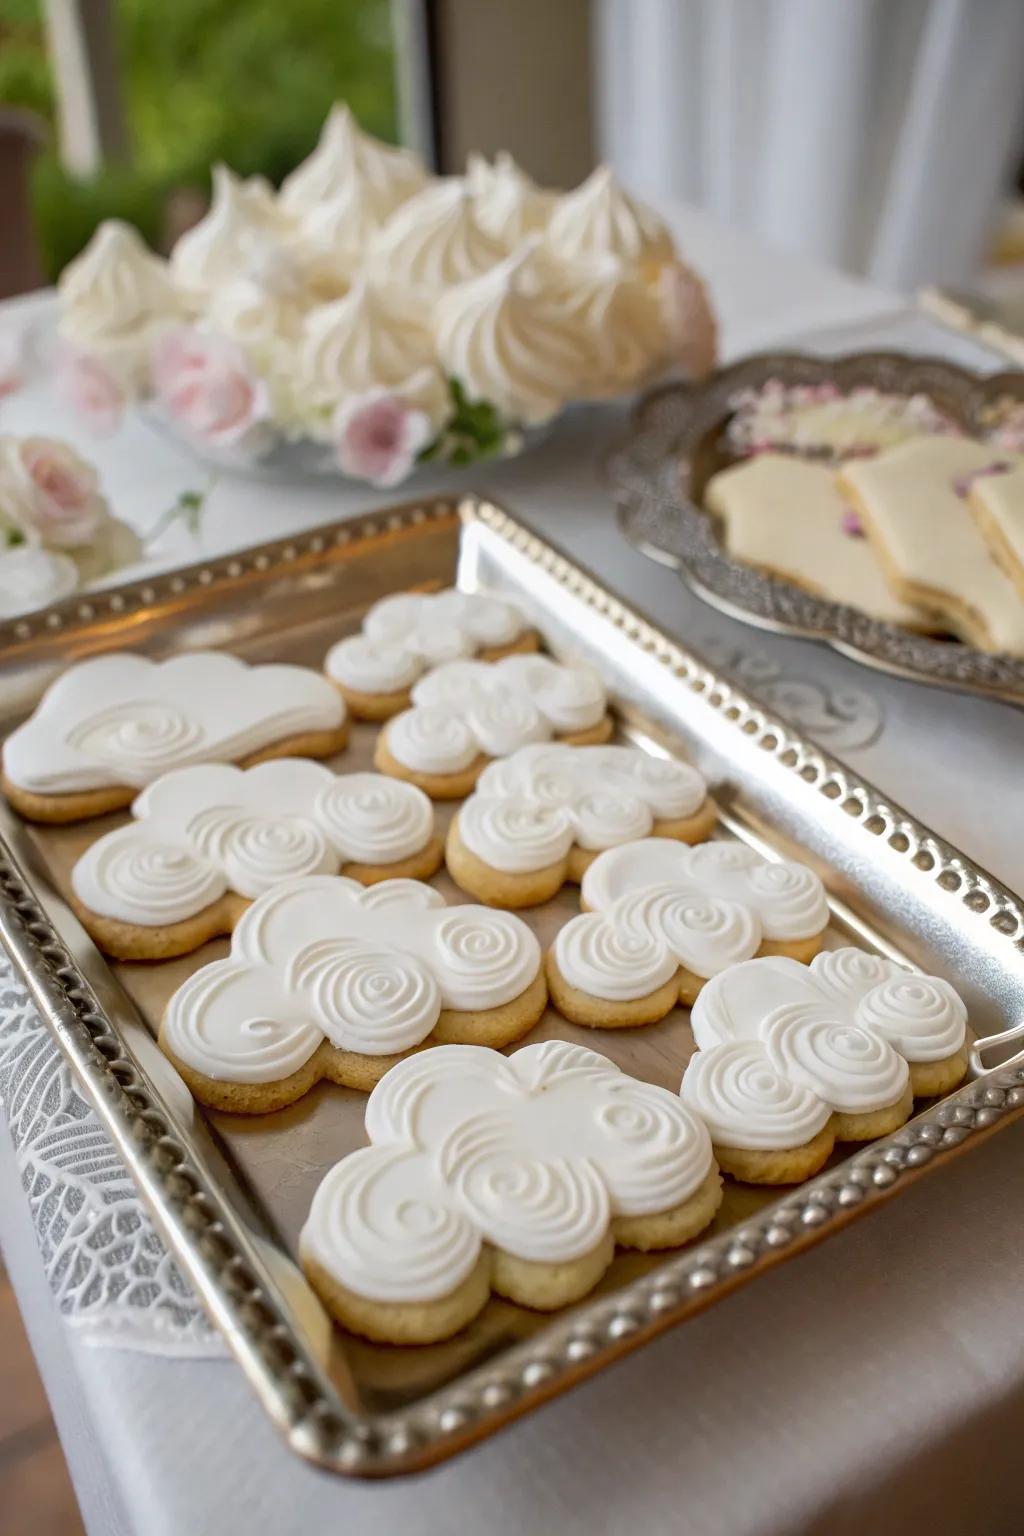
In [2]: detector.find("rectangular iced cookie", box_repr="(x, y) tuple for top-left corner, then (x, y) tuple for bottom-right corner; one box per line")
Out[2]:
(704, 453), (929, 629)
(967, 459), (1024, 601)
(839, 436), (1024, 654)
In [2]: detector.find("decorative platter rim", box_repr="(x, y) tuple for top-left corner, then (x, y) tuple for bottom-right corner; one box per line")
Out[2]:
(611, 350), (1024, 705)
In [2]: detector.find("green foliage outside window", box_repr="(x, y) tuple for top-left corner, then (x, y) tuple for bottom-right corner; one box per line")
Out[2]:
(0, 0), (397, 277)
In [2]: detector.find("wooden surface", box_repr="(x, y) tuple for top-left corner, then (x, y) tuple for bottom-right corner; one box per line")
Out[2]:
(0, 1254), (84, 1534)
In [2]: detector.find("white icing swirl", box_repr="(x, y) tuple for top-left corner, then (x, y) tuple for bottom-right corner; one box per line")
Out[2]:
(762, 1003), (909, 1114)
(315, 773), (434, 865)
(77, 832), (225, 925)
(572, 789), (650, 850)
(325, 635), (425, 695)
(854, 976), (966, 1062)
(432, 910), (540, 1010)
(810, 948), (895, 998)
(294, 937), (441, 1053)
(742, 860), (831, 941)
(366, 589), (525, 656)
(591, 1078), (713, 1212)
(434, 243), (589, 425)
(68, 702), (204, 777)
(372, 179), (504, 292)
(680, 1041), (831, 1151)
(299, 1145), (480, 1303)
(386, 706), (479, 774)
(191, 811), (333, 899)
(457, 798), (573, 874)
(441, 1117), (610, 1262)
(546, 164), (676, 266)
(163, 962), (322, 1082)
(463, 694), (548, 758)
(625, 886), (761, 979)
(554, 910), (677, 1002)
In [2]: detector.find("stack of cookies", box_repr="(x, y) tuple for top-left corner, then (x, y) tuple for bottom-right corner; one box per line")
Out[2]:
(1, 585), (970, 1344)
(706, 382), (1024, 651)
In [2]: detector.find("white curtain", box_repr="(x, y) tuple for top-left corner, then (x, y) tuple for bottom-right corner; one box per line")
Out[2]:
(593, 0), (1024, 292)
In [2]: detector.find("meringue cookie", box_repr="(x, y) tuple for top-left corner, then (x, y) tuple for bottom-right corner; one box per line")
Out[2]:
(171, 164), (294, 295)
(466, 152), (557, 250)
(298, 178), (388, 291)
(281, 102), (427, 220)
(527, 247), (667, 395)
(295, 281), (447, 428)
(372, 180), (504, 293)
(547, 164), (676, 267)
(58, 220), (191, 383)
(434, 244), (589, 425)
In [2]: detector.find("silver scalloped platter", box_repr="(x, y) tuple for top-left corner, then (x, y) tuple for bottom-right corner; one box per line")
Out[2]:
(612, 351), (1024, 705)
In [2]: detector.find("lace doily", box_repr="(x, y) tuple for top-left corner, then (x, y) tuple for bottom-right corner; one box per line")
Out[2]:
(0, 952), (223, 1356)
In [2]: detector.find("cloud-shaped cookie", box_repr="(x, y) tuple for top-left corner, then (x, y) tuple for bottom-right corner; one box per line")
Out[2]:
(72, 760), (438, 929)
(299, 1040), (718, 1340)
(379, 655), (610, 784)
(682, 949), (968, 1151)
(159, 875), (544, 1105)
(453, 743), (711, 887)
(325, 587), (533, 702)
(3, 652), (347, 798)
(549, 839), (829, 1019)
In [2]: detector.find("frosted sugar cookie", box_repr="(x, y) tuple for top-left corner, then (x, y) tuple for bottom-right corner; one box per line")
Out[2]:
(547, 839), (829, 1026)
(2, 652), (349, 824)
(375, 655), (612, 799)
(159, 874), (546, 1111)
(682, 948), (969, 1181)
(966, 458), (1024, 601)
(447, 743), (715, 907)
(704, 453), (930, 629)
(839, 436), (1024, 653)
(324, 588), (538, 720)
(71, 761), (444, 960)
(299, 1040), (721, 1343)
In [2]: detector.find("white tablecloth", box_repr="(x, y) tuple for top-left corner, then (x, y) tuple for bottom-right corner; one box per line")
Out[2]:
(3, 203), (1024, 1536)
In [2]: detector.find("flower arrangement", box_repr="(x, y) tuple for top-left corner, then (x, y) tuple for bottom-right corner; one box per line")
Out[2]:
(54, 105), (717, 486)
(0, 435), (142, 617)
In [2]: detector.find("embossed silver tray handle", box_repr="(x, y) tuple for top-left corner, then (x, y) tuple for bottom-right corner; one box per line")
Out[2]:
(969, 1021), (1024, 1078)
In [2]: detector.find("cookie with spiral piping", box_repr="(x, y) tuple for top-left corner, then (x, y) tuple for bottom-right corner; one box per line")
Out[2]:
(69, 760), (445, 960)
(299, 1040), (722, 1344)
(681, 948), (969, 1183)
(446, 742), (717, 908)
(158, 874), (547, 1111)
(546, 837), (830, 1027)
(324, 587), (539, 720)
(374, 655), (613, 799)
(2, 652), (350, 824)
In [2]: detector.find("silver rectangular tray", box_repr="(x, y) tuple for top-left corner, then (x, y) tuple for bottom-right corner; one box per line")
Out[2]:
(1, 493), (1023, 1478)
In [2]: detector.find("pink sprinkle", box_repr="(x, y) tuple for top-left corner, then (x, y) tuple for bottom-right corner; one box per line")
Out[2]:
(841, 510), (865, 538)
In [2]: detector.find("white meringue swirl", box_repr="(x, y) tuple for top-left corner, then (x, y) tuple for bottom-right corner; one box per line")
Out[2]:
(546, 164), (676, 266)
(372, 179), (504, 291)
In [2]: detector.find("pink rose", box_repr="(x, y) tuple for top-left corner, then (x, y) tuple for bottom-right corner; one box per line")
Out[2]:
(332, 391), (433, 487)
(0, 436), (107, 548)
(55, 347), (125, 435)
(659, 261), (718, 381)
(153, 327), (271, 453)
